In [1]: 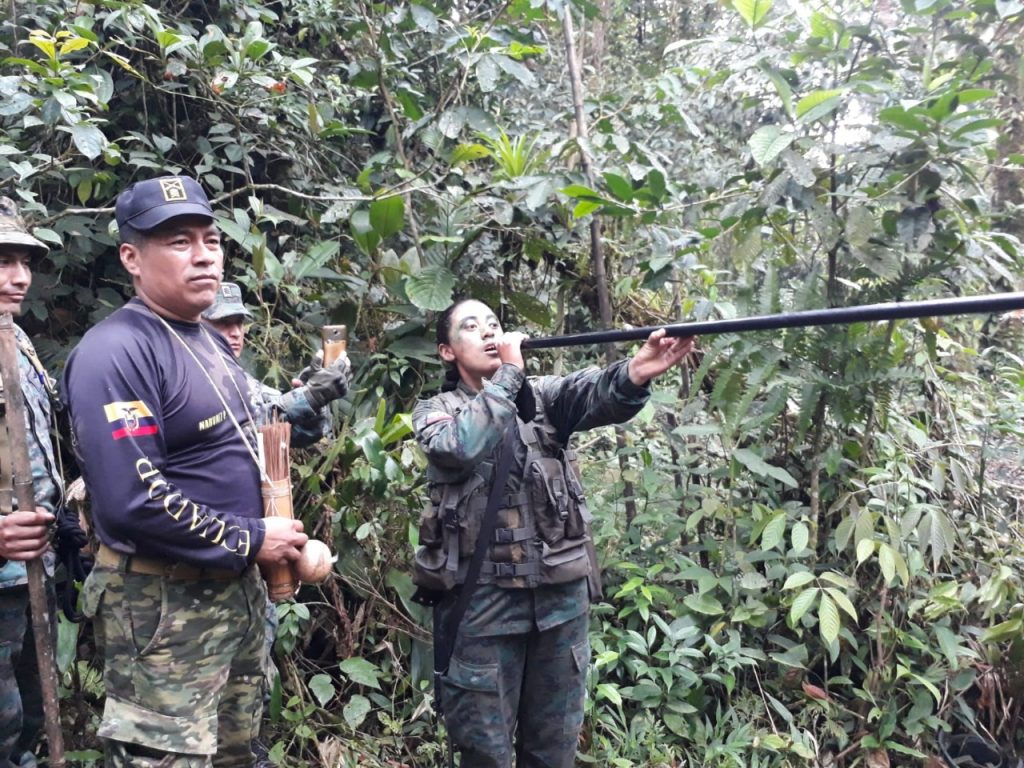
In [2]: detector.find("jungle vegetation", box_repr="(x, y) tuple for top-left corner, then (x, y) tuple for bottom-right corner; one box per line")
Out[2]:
(3, 0), (1024, 765)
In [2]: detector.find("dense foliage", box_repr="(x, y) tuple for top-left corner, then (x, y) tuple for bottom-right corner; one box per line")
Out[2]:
(3, 0), (1024, 765)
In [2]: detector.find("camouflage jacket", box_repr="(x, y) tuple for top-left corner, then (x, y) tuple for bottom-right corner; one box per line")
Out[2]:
(244, 373), (331, 448)
(412, 359), (650, 592)
(0, 325), (62, 588)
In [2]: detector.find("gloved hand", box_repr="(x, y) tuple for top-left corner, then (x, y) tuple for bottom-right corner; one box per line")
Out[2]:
(54, 504), (91, 622)
(298, 352), (352, 411)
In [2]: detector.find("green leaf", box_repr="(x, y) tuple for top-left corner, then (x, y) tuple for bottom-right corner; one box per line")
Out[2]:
(824, 587), (858, 622)
(951, 117), (1003, 139)
(982, 617), (1023, 642)
(560, 183), (602, 199)
(476, 55), (499, 93)
(493, 53), (536, 87)
(762, 65), (794, 118)
(603, 172), (633, 202)
(507, 289), (552, 326)
(732, 0), (773, 28)
(733, 448), (797, 487)
(856, 537), (876, 563)
(339, 656), (382, 690)
(451, 143), (491, 165)
(348, 210), (378, 256)
(70, 124), (106, 160)
(596, 683), (622, 706)
(782, 571), (815, 590)
(683, 593), (725, 615)
(59, 37), (91, 55)
(647, 169), (666, 201)
(996, 0), (1024, 18)
(572, 200), (601, 218)
(343, 694), (371, 728)
(405, 265), (457, 311)
(370, 195), (404, 238)
(956, 88), (996, 104)
(748, 125), (794, 166)
(796, 88), (844, 123)
(760, 512), (787, 551)
(790, 521), (809, 553)
(818, 592), (841, 645)
(878, 542), (896, 584)
(740, 572), (769, 590)
(789, 587), (818, 623)
(308, 673), (335, 705)
(410, 3), (439, 33)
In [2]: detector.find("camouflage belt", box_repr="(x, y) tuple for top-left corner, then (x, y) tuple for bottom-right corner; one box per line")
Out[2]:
(96, 543), (237, 582)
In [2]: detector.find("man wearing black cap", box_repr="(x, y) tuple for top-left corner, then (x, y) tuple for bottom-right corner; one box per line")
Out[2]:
(62, 176), (308, 768)
(0, 198), (63, 768)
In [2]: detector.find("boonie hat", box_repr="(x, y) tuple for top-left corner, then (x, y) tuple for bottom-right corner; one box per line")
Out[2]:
(115, 176), (214, 232)
(0, 198), (49, 258)
(202, 282), (253, 322)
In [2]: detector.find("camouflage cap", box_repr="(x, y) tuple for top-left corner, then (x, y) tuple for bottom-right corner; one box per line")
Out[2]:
(0, 197), (49, 258)
(202, 282), (253, 322)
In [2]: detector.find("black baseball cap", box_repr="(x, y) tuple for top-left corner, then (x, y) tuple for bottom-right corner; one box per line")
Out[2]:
(115, 176), (214, 232)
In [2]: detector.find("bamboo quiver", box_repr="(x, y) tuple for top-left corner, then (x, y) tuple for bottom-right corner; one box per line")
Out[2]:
(259, 420), (297, 601)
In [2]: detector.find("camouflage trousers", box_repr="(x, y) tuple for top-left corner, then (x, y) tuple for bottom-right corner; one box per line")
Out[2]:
(81, 563), (267, 768)
(438, 610), (590, 768)
(0, 585), (53, 768)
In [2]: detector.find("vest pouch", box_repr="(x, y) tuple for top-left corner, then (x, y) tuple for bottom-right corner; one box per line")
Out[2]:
(413, 545), (456, 591)
(540, 538), (591, 585)
(563, 459), (588, 540)
(418, 498), (444, 549)
(527, 457), (573, 546)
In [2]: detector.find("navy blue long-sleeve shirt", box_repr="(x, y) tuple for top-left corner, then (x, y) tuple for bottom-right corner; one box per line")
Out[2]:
(62, 299), (265, 571)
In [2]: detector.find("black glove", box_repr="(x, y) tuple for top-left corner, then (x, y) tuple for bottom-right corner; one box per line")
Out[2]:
(301, 354), (352, 411)
(54, 505), (91, 623)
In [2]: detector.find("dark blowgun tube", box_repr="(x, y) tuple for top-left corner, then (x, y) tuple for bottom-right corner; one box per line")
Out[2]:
(521, 292), (1024, 350)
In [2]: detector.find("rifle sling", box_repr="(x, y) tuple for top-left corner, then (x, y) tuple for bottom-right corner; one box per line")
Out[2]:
(433, 425), (517, 704)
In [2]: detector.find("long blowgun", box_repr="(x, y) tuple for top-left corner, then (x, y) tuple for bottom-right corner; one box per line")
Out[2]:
(520, 292), (1024, 350)
(0, 314), (65, 767)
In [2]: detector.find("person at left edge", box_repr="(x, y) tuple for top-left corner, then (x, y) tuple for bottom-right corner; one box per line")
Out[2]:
(0, 198), (62, 768)
(61, 176), (308, 768)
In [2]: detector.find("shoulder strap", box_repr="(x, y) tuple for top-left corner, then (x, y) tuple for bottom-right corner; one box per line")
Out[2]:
(433, 425), (517, 701)
(15, 336), (57, 400)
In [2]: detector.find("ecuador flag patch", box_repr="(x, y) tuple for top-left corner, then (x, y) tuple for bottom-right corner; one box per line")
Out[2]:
(104, 401), (159, 440)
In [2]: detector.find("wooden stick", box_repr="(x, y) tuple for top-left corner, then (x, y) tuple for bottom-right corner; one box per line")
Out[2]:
(0, 313), (64, 767)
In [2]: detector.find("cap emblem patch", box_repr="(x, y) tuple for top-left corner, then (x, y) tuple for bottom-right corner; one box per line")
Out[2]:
(159, 178), (188, 202)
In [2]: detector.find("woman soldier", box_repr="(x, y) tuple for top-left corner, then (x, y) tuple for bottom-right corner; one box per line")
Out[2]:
(411, 298), (694, 768)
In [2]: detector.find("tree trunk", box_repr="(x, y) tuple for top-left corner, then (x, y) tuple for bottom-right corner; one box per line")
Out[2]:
(561, 7), (638, 526)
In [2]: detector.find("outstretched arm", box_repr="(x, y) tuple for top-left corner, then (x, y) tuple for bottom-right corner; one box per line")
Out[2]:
(626, 328), (696, 386)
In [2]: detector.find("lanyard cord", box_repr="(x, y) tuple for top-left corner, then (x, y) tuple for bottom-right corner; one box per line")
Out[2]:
(151, 311), (269, 483)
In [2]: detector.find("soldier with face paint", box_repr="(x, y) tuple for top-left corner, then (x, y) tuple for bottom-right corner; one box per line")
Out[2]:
(413, 298), (695, 768)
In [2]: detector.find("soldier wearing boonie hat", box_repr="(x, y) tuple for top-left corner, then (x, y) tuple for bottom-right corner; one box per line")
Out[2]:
(62, 176), (308, 768)
(0, 198), (49, 258)
(0, 197), (64, 768)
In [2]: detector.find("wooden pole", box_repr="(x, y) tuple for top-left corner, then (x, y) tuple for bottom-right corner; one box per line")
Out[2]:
(0, 313), (65, 768)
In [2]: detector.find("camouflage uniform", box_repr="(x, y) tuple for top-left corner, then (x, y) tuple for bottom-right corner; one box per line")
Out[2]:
(63, 177), (273, 768)
(413, 360), (650, 768)
(247, 376), (330, 449)
(0, 327), (62, 768)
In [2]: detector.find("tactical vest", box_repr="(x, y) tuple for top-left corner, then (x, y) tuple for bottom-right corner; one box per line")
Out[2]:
(413, 383), (599, 592)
